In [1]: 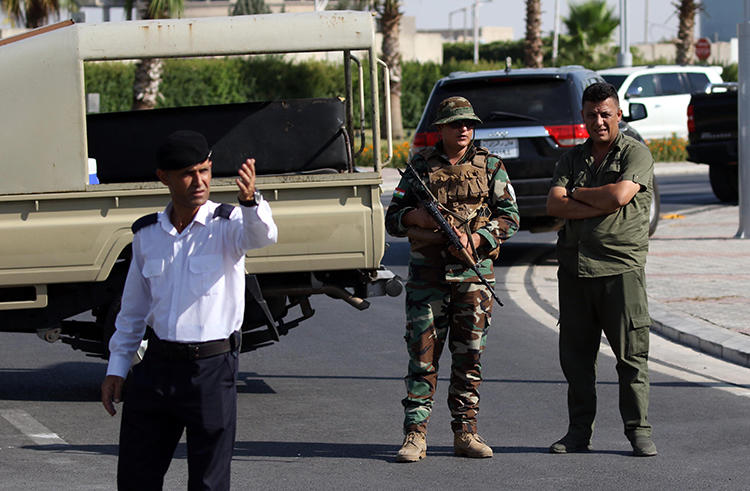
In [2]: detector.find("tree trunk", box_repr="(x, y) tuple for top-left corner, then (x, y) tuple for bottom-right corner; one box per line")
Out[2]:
(131, 0), (165, 110)
(379, 1), (404, 140)
(132, 58), (164, 110)
(675, 0), (698, 65)
(524, 0), (543, 68)
(24, 0), (60, 28)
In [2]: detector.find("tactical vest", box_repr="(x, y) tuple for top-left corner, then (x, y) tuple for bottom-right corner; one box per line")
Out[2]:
(427, 154), (491, 231)
(407, 149), (497, 260)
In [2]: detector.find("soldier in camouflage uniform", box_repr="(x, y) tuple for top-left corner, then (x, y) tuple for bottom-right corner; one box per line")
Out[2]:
(385, 96), (520, 462)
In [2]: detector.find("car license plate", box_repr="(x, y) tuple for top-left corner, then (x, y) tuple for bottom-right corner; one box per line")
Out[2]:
(482, 138), (519, 159)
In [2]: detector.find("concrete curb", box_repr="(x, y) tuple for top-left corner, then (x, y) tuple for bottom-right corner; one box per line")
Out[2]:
(649, 303), (750, 368)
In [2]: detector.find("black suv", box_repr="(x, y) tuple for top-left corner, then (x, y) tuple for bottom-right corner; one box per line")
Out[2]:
(412, 66), (659, 235)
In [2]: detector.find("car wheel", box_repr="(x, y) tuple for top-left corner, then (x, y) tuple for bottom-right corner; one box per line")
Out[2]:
(708, 164), (739, 203)
(649, 179), (660, 237)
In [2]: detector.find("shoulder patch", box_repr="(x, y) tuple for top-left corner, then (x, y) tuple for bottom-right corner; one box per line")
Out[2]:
(131, 213), (158, 234)
(213, 203), (235, 220)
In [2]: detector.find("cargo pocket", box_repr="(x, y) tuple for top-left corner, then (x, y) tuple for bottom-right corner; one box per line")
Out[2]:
(627, 314), (652, 357)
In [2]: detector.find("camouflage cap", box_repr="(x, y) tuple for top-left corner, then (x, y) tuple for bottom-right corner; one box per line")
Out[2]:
(432, 96), (482, 126)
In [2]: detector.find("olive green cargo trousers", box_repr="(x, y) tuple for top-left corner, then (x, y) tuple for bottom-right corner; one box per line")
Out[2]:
(557, 267), (653, 440)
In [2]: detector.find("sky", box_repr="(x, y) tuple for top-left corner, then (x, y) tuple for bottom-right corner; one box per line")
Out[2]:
(400, 0), (681, 44)
(2, 1), (681, 43)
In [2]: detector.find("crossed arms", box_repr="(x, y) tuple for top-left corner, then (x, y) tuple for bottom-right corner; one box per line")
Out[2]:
(546, 180), (641, 220)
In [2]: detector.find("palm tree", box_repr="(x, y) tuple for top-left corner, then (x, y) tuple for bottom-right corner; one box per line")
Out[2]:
(327, 1), (402, 139)
(126, 0), (184, 110)
(329, 0), (370, 8)
(675, 0), (699, 65)
(524, 0), (542, 68)
(373, 0), (404, 140)
(231, 0), (270, 16)
(1, 0), (60, 28)
(558, 0), (618, 67)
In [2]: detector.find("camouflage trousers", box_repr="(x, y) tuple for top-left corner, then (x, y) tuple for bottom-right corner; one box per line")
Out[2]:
(402, 279), (493, 434)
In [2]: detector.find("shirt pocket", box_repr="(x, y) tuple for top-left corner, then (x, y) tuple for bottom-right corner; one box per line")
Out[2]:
(188, 254), (223, 296)
(142, 258), (167, 291)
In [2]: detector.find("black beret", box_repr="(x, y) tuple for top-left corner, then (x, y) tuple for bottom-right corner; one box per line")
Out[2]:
(157, 130), (211, 170)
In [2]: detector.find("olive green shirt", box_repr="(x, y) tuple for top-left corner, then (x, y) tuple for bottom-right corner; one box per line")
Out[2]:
(551, 131), (654, 278)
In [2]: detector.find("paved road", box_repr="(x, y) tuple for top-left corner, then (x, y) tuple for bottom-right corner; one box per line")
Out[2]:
(1, 171), (749, 489)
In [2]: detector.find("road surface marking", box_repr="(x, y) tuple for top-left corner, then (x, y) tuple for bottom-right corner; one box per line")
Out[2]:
(0, 409), (68, 446)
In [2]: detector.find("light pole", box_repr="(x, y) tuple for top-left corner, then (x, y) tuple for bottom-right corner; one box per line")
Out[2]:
(617, 0), (633, 67)
(552, 0), (560, 65)
(737, 0), (750, 237)
(449, 7), (469, 42)
(472, 0), (493, 65)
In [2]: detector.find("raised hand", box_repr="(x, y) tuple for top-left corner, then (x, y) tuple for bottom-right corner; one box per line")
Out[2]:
(236, 158), (257, 202)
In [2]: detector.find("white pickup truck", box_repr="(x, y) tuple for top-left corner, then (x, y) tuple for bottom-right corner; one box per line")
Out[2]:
(0, 11), (401, 357)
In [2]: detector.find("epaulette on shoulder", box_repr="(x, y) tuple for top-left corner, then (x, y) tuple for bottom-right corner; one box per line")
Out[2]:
(213, 203), (235, 220)
(131, 213), (158, 234)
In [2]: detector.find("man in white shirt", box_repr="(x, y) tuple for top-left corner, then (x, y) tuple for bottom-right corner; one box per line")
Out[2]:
(100, 130), (278, 490)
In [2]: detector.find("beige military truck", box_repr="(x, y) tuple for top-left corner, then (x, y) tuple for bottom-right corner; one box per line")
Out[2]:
(0, 11), (400, 357)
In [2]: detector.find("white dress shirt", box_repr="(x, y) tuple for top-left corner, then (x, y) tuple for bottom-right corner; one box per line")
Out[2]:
(106, 198), (278, 378)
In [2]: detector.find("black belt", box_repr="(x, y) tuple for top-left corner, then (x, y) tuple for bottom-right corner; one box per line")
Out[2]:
(146, 331), (241, 361)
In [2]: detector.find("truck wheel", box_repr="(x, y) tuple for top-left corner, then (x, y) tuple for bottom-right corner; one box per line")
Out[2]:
(649, 179), (660, 237)
(709, 165), (739, 203)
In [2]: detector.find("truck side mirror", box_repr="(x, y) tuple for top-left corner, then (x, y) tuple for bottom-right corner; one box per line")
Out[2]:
(624, 102), (647, 122)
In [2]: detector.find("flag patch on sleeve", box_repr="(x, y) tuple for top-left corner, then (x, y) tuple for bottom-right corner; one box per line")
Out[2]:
(393, 187), (405, 199)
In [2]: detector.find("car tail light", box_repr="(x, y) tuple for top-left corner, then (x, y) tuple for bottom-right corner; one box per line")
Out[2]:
(411, 131), (440, 155)
(687, 104), (695, 134)
(545, 124), (589, 147)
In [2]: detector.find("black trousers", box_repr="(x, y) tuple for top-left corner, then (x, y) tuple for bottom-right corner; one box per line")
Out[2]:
(117, 349), (239, 491)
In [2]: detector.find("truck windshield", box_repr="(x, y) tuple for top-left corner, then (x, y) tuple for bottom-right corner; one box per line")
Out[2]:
(419, 78), (574, 130)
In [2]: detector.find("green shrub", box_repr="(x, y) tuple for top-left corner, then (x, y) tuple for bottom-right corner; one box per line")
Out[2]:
(82, 56), (513, 132)
(84, 62), (135, 113)
(646, 135), (688, 162)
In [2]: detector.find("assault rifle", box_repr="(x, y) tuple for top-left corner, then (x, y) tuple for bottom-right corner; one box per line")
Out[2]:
(400, 163), (503, 307)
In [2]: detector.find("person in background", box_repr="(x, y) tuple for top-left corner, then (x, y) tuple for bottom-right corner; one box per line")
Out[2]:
(546, 82), (657, 457)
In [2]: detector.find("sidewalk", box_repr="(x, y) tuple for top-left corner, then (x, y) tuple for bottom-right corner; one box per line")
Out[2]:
(379, 162), (750, 367)
(524, 163), (750, 368)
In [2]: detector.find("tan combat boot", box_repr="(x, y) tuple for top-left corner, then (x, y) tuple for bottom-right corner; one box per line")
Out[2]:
(395, 431), (426, 463)
(454, 432), (493, 458)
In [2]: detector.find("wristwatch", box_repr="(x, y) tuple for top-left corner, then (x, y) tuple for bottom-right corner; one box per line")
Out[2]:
(569, 187), (579, 199)
(239, 190), (262, 207)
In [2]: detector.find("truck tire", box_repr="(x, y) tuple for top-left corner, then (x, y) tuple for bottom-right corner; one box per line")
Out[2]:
(649, 179), (660, 237)
(709, 165), (739, 203)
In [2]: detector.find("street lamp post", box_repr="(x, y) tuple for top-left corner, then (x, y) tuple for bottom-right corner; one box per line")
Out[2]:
(473, 0), (480, 64)
(552, 0), (560, 65)
(449, 7), (469, 42)
(736, 0), (750, 237)
(617, 0), (633, 67)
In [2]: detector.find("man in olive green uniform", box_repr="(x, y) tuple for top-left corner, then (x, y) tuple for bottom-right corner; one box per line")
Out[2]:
(385, 97), (519, 462)
(546, 82), (657, 457)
